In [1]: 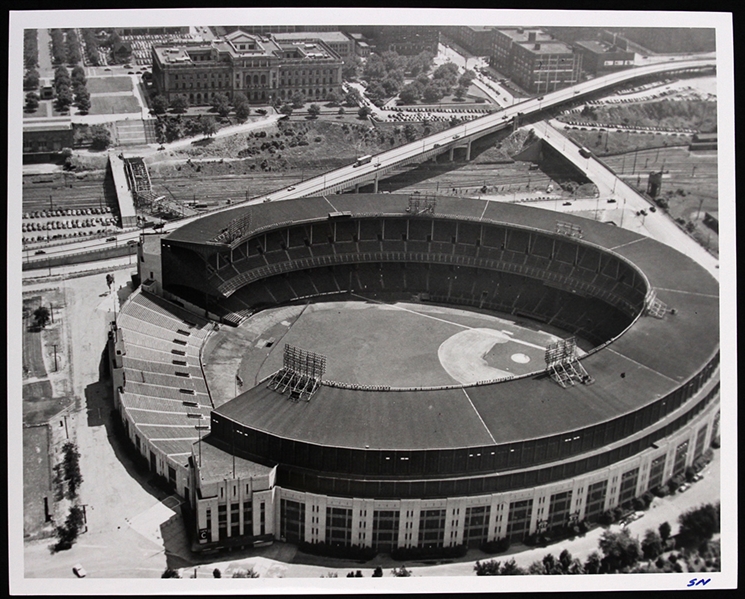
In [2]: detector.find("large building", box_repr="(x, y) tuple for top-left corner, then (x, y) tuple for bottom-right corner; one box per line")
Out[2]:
(492, 28), (583, 94)
(151, 30), (344, 106)
(573, 39), (635, 76)
(22, 117), (73, 163)
(112, 192), (719, 553)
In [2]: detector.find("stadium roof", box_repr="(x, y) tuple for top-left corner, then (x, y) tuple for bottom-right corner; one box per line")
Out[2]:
(204, 195), (719, 451)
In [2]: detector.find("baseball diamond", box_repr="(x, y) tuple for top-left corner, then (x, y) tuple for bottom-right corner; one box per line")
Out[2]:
(110, 193), (719, 552)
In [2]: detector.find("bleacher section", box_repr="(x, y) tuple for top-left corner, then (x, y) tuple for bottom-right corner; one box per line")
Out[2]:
(114, 292), (214, 490)
(209, 220), (644, 310)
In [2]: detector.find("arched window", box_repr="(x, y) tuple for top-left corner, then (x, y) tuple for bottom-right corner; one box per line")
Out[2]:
(261, 74), (267, 85)
(253, 74), (259, 85)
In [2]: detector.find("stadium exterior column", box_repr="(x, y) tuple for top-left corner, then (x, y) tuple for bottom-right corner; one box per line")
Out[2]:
(373, 174), (378, 193)
(466, 139), (472, 161)
(449, 147), (455, 162)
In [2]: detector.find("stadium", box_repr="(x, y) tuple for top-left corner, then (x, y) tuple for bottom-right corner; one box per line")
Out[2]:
(109, 192), (720, 552)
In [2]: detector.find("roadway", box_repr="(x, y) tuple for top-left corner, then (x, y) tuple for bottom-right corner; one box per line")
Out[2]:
(526, 120), (719, 280)
(23, 58), (715, 268)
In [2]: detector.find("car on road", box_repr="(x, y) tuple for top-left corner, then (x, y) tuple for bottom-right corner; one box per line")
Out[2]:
(693, 473), (704, 482)
(678, 483), (691, 493)
(607, 198), (617, 203)
(287, 186), (296, 192)
(34, 250), (46, 255)
(127, 240), (138, 246)
(563, 202), (572, 206)
(72, 564), (87, 578)
(452, 134), (460, 139)
(106, 236), (117, 242)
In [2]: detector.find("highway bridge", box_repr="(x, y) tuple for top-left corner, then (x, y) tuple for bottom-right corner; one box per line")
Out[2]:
(24, 58), (715, 269)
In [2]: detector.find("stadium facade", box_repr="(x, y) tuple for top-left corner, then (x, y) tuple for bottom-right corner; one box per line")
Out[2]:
(111, 193), (719, 552)
(151, 29), (344, 106)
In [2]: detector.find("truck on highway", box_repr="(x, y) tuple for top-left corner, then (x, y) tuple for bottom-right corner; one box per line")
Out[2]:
(353, 155), (373, 167)
(579, 147), (592, 158)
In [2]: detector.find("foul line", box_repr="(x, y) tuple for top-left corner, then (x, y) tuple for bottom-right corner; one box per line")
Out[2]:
(610, 238), (647, 251)
(653, 286), (719, 299)
(606, 347), (680, 384)
(321, 195), (338, 212)
(462, 388), (496, 444)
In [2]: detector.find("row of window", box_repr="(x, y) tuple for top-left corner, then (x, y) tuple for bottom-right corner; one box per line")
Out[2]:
(274, 424), (710, 548)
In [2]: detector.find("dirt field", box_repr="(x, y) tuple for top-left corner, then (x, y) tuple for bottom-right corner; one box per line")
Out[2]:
(203, 300), (577, 405)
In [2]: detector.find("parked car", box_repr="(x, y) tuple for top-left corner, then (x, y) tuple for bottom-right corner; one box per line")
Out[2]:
(72, 564), (87, 578)
(678, 483), (691, 493)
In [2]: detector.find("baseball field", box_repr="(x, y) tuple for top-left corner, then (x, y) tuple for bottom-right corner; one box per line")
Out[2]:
(202, 300), (584, 406)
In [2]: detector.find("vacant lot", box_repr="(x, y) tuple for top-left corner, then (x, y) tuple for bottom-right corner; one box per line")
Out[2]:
(87, 76), (134, 94)
(90, 95), (141, 115)
(23, 426), (52, 539)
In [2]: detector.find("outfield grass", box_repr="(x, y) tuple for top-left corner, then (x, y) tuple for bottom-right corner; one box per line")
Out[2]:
(215, 301), (570, 389)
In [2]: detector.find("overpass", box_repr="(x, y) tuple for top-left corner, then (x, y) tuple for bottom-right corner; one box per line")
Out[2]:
(526, 120), (719, 279)
(24, 58), (715, 267)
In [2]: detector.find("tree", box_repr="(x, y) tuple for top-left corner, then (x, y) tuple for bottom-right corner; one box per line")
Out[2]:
(231, 567), (260, 578)
(371, 566), (383, 577)
(56, 86), (74, 111)
(677, 503), (719, 548)
(325, 90), (340, 106)
(474, 560), (501, 576)
(499, 558), (525, 575)
(398, 83), (421, 105)
(89, 125), (112, 150)
(161, 568), (181, 578)
(170, 95), (189, 114)
(598, 529), (642, 573)
(307, 103), (321, 119)
(23, 69), (39, 91)
(422, 83), (445, 104)
(62, 442), (83, 498)
(357, 105), (372, 120)
(279, 103), (294, 117)
(659, 521), (672, 543)
(201, 116), (218, 137)
(33, 306), (50, 329)
(454, 84), (469, 100)
(291, 92), (306, 109)
(211, 93), (231, 118)
(25, 93), (40, 113)
(151, 94), (169, 115)
(641, 529), (664, 560)
(235, 102), (251, 122)
(75, 88), (91, 114)
(583, 551), (603, 574)
(212, 568), (221, 578)
(391, 565), (411, 577)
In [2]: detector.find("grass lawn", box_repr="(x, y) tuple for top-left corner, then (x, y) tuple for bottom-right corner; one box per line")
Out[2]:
(87, 76), (134, 94)
(90, 95), (141, 115)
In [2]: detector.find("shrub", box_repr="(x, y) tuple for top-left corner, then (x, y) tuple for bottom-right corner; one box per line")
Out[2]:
(390, 543), (467, 561)
(480, 537), (510, 554)
(297, 541), (376, 561)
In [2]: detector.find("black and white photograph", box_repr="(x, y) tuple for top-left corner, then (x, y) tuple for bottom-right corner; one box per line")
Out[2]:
(7, 7), (736, 594)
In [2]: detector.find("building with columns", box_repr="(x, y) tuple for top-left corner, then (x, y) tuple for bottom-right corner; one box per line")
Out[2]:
(151, 30), (343, 106)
